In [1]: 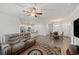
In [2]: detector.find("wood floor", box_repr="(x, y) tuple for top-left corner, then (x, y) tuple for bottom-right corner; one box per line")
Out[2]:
(20, 35), (71, 55)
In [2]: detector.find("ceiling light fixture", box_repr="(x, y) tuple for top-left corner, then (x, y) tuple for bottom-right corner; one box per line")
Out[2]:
(23, 4), (43, 18)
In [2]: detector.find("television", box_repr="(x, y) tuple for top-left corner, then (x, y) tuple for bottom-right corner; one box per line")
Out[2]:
(74, 18), (79, 38)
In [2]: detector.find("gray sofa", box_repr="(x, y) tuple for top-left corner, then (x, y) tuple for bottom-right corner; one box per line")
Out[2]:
(1, 33), (36, 55)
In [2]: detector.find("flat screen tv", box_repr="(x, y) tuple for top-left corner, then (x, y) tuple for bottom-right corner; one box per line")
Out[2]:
(74, 18), (79, 38)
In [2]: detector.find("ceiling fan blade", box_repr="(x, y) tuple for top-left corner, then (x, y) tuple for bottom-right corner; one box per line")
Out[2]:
(23, 10), (31, 13)
(23, 10), (26, 12)
(33, 7), (37, 11)
(35, 15), (37, 18)
(24, 13), (30, 16)
(36, 13), (43, 15)
(27, 14), (31, 16)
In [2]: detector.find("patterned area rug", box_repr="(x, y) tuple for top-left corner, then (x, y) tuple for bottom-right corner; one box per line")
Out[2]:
(20, 35), (70, 55)
(20, 43), (61, 55)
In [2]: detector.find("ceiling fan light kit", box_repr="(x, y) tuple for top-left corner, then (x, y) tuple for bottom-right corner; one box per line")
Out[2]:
(23, 4), (43, 18)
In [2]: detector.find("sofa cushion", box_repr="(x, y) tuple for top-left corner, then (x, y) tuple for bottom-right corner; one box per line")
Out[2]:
(5, 34), (20, 45)
(21, 39), (27, 42)
(7, 37), (20, 45)
(24, 39), (36, 49)
(12, 42), (25, 54)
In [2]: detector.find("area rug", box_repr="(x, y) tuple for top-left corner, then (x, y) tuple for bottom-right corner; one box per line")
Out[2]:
(20, 43), (61, 55)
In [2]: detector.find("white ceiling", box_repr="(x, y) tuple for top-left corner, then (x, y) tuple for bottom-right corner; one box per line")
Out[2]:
(0, 3), (78, 24)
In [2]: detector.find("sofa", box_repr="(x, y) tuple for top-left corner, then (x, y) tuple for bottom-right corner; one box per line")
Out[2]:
(1, 33), (36, 55)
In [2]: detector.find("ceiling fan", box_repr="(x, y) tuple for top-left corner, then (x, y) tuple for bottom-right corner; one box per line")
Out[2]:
(23, 5), (43, 18)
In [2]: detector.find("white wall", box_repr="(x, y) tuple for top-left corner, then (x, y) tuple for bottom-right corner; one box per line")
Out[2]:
(48, 24), (53, 32)
(62, 22), (72, 36)
(53, 22), (63, 34)
(20, 24), (49, 36)
(36, 24), (49, 36)
(66, 5), (79, 45)
(0, 13), (20, 42)
(49, 21), (72, 36)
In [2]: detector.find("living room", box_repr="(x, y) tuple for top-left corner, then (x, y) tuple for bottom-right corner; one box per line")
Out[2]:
(0, 3), (79, 55)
